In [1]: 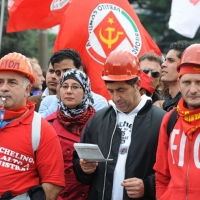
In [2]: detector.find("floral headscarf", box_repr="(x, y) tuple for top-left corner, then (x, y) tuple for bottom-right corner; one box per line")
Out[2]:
(58, 69), (94, 117)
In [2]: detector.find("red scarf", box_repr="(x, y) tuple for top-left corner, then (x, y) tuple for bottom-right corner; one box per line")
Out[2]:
(1, 100), (35, 120)
(57, 106), (96, 136)
(177, 98), (200, 140)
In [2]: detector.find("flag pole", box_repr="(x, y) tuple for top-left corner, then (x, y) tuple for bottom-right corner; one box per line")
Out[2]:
(0, 0), (5, 54)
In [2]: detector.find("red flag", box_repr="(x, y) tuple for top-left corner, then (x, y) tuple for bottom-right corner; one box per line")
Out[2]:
(54, 0), (161, 99)
(7, 0), (70, 32)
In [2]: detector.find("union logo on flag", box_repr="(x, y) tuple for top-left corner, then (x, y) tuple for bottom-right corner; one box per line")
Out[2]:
(86, 3), (142, 65)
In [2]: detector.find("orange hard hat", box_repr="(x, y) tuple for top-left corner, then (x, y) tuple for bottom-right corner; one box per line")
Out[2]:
(178, 44), (200, 71)
(0, 52), (35, 84)
(102, 49), (142, 81)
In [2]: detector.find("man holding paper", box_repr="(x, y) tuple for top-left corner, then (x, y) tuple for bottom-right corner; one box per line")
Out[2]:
(73, 49), (166, 200)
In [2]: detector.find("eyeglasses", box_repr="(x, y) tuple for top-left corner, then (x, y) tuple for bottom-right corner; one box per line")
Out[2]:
(61, 85), (82, 91)
(141, 68), (160, 78)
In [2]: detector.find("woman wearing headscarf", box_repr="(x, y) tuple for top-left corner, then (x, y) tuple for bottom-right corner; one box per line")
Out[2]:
(46, 69), (96, 200)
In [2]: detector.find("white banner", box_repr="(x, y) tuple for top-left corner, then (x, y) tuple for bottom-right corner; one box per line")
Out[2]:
(169, 0), (200, 38)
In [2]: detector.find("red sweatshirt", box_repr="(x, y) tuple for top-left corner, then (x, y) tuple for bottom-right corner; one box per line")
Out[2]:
(154, 109), (200, 200)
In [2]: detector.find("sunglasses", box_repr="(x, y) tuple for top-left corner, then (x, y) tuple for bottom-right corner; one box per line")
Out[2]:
(141, 68), (160, 78)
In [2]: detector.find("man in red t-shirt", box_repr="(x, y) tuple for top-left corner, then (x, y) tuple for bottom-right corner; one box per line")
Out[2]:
(0, 52), (65, 199)
(154, 44), (200, 200)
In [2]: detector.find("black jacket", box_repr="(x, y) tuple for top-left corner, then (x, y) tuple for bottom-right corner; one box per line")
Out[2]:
(163, 92), (182, 112)
(73, 100), (166, 200)
(152, 89), (163, 103)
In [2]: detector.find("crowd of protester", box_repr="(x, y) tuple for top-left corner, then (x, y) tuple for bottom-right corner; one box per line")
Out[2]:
(1, 42), (200, 200)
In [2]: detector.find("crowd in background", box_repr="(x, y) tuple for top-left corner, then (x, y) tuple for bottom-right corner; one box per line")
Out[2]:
(1, 43), (200, 200)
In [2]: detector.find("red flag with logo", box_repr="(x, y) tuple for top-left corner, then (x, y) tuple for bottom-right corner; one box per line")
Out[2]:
(54, 0), (161, 99)
(7, 0), (70, 32)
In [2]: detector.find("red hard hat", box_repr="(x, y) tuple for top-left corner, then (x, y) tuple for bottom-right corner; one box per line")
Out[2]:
(178, 44), (200, 71)
(0, 52), (35, 84)
(102, 49), (142, 81)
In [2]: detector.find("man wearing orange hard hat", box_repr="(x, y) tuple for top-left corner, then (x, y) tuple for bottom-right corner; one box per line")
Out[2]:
(0, 52), (65, 199)
(73, 49), (166, 200)
(154, 43), (200, 200)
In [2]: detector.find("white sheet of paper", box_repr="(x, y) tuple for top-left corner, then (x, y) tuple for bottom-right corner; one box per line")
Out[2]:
(74, 143), (113, 162)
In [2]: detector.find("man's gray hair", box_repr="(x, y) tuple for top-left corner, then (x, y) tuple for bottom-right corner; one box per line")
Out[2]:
(139, 51), (163, 66)
(23, 77), (30, 88)
(28, 57), (39, 70)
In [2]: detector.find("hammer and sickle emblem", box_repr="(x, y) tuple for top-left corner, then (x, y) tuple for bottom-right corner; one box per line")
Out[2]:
(99, 27), (123, 49)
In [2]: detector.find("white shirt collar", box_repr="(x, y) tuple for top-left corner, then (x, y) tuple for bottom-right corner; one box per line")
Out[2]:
(41, 88), (50, 99)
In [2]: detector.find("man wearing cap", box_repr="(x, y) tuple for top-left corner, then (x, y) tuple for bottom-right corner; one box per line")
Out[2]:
(73, 50), (166, 200)
(0, 52), (65, 199)
(154, 44), (200, 200)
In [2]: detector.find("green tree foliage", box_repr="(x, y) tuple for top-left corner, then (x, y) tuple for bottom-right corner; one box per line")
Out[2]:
(0, 0), (39, 58)
(1, 0), (56, 65)
(48, 33), (57, 57)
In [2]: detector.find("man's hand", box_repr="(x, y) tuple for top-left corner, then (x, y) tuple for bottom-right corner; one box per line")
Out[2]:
(121, 177), (144, 198)
(80, 159), (98, 174)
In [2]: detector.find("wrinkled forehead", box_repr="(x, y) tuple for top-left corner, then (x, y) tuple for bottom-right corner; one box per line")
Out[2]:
(106, 81), (130, 89)
(180, 73), (200, 80)
(0, 70), (26, 80)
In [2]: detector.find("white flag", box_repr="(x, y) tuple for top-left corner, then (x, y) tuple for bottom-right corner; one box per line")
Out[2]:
(169, 0), (200, 38)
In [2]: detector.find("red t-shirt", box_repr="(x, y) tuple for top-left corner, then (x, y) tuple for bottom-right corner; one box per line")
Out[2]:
(0, 107), (65, 196)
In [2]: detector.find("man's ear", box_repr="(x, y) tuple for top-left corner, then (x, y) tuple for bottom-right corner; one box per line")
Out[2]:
(135, 79), (141, 91)
(79, 66), (84, 71)
(25, 84), (32, 96)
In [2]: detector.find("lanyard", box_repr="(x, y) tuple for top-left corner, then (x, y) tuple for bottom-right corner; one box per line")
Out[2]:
(0, 97), (7, 127)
